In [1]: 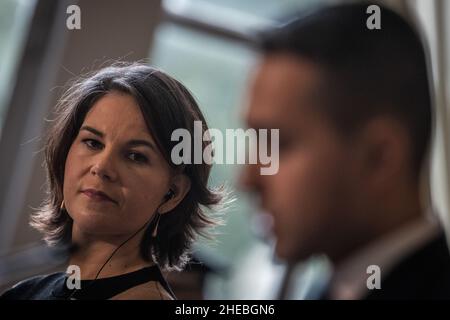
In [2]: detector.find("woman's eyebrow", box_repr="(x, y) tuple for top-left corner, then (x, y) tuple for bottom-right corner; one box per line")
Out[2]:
(126, 139), (157, 152)
(80, 125), (103, 137)
(80, 125), (157, 151)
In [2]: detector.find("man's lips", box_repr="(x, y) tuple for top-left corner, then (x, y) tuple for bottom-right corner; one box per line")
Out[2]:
(81, 189), (116, 203)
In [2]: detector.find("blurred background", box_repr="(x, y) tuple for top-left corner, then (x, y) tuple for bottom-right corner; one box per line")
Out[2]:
(1, 0), (450, 299)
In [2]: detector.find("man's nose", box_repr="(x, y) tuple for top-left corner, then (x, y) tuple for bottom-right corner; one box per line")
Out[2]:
(90, 150), (118, 182)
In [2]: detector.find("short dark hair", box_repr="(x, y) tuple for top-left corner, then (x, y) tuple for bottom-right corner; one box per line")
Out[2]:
(32, 63), (224, 271)
(260, 2), (432, 176)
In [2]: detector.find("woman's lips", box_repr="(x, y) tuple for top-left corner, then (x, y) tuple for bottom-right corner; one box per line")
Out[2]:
(81, 189), (115, 203)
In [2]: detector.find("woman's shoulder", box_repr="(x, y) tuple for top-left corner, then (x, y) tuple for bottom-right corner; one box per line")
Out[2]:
(0, 272), (65, 300)
(110, 280), (174, 300)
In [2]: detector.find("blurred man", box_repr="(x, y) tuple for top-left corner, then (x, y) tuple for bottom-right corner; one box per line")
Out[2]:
(241, 3), (450, 299)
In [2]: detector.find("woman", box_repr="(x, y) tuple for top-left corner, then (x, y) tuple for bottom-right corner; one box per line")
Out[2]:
(0, 63), (223, 300)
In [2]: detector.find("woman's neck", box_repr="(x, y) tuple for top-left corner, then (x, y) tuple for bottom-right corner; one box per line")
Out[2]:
(68, 225), (154, 280)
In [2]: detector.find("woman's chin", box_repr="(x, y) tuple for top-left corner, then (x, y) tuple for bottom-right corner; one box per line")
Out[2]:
(71, 214), (116, 237)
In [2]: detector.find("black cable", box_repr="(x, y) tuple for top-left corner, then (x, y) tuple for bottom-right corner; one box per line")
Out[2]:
(66, 218), (153, 300)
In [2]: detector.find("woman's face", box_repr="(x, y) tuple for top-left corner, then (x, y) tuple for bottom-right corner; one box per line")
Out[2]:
(63, 92), (173, 239)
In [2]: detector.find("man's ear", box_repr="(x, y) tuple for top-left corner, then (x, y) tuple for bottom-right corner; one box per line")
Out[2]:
(359, 116), (410, 185)
(158, 174), (191, 214)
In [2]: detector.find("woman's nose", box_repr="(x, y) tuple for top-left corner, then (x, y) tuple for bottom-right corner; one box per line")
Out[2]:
(90, 151), (118, 182)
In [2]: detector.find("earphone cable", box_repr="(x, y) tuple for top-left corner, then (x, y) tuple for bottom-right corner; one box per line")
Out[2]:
(66, 219), (152, 300)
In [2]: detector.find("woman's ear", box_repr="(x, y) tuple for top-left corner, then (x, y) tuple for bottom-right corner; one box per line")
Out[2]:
(158, 174), (191, 214)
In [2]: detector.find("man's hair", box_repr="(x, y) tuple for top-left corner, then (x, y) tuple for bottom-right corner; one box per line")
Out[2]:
(31, 63), (224, 271)
(260, 2), (432, 177)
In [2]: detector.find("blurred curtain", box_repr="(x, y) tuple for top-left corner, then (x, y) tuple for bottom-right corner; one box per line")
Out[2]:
(381, 0), (450, 242)
(405, 0), (450, 240)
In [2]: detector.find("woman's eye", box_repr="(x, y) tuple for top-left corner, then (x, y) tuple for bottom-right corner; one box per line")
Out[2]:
(82, 139), (103, 150)
(128, 152), (148, 163)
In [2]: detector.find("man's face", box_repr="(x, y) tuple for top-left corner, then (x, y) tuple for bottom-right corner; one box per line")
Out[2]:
(242, 54), (364, 263)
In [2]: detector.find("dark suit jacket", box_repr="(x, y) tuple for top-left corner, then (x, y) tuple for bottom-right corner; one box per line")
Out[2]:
(364, 232), (450, 299)
(318, 232), (450, 300)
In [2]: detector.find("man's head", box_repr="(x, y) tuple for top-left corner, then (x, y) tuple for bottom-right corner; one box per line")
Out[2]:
(241, 3), (432, 264)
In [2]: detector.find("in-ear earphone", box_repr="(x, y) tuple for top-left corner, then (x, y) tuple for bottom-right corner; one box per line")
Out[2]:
(164, 189), (175, 201)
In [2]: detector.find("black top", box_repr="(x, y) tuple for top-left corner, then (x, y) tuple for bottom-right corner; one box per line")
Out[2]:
(0, 265), (175, 300)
